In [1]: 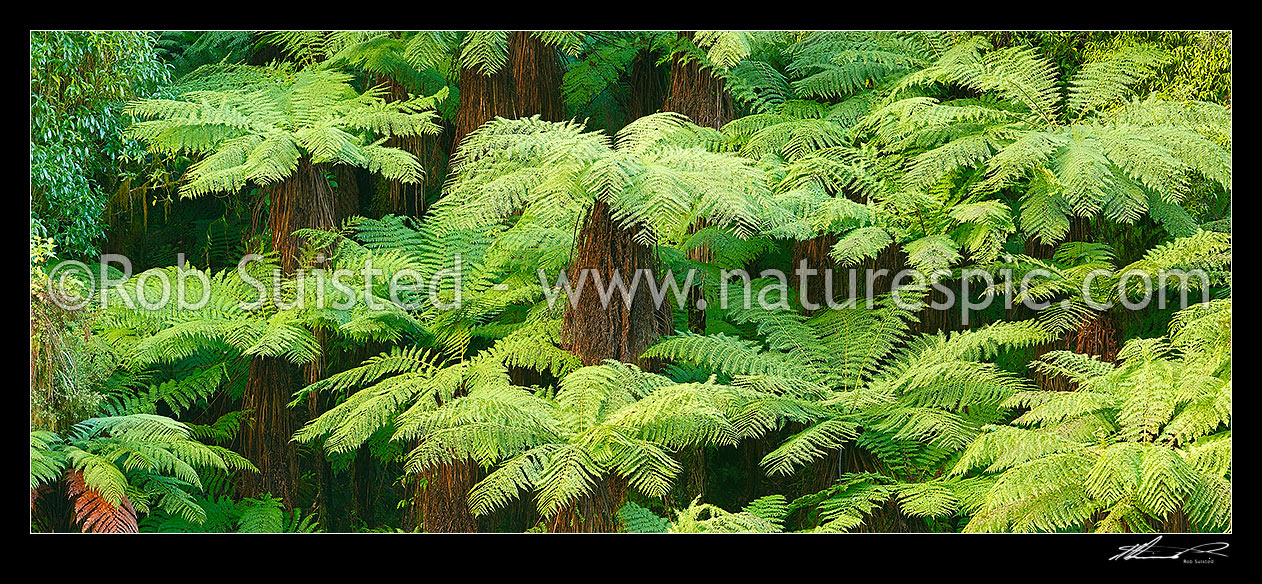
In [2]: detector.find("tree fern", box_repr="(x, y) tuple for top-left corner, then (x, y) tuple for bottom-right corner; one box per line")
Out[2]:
(920, 300), (1231, 532)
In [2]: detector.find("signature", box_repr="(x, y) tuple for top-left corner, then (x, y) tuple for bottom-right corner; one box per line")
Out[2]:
(1110, 536), (1230, 561)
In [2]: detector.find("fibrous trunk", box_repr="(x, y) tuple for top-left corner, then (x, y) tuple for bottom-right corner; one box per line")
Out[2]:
(412, 459), (481, 533)
(546, 50), (672, 533)
(794, 236), (908, 311)
(664, 32), (736, 128)
(303, 328), (333, 525)
(914, 280), (964, 336)
(508, 31), (564, 121)
(1033, 310), (1122, 392)
(547, 476), (629, 533)
(239, 158), (341, 507)
(1026, 216), (1123, 391)
(625, 49), (666, 120)
(553, 43), (667, 367)
(562, 200), (673, 368)
(665, 32), (735, 333)
(792, 234), (840, 315)
(418, 31), (564, 531)
(256, 158), (336, 273)
(452, 62), (512, 152)
(554, 202), (669, 531)
(376, 75), (448, 218)
(452, 31), (563, 152)
(239, 356), (299, 505)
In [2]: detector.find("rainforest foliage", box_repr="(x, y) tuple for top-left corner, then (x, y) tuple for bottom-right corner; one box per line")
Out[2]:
(29, 30), (1230, 533)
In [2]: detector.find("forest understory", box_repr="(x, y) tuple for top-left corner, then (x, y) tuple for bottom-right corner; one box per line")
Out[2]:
(29, 29), (1231, 534)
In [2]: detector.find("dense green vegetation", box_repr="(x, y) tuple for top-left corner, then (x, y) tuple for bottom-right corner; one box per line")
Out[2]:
(30, 30), (1230, 533)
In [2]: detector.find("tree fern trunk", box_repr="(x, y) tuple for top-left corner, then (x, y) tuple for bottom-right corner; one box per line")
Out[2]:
(452, 58), (513, 153)
(413, 459), (481, 532)
(302, 329), (334, 528)
(674, 446), (708, 507)
(1027, 216), (1123, 391)
(793, 234), (840, 315)
(238, 356), (299, 506)
(508, 31), (564, 121)
(793, 185), (908, 315)
(348, 446), (373, 528)
(1162, 507), (1191, 532)
(626, 49), (666, 120)
(665, 31), (735, 334)
(481, 487), (541, 533)
(554, 201), (669, 531)
(547, 476), (629, 533)
(256, 158), (335, 273)
(664, 32), (736, 127)
(913, 280), (965, 336)
(331, 164), (360, 223)
(374, 74), (448, 219)
(238, 159), (339, 507)
(557, 49), (670, 369)
(1066, 310), (1122, 360)
(452, 32), (563, 153)
(302, 163), (363, 527)
(436, 40), (571, 528)
(562, 200), (673, 368)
